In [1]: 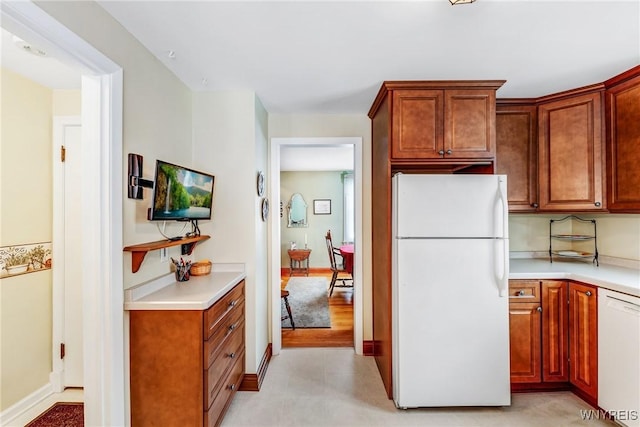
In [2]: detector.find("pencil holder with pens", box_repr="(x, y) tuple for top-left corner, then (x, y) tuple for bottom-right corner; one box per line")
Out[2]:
(172, 258), (192, 282)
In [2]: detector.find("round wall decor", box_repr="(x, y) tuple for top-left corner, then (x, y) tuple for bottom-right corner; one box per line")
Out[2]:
(257, 171), (265, 196)
(261, 197), (269, 221)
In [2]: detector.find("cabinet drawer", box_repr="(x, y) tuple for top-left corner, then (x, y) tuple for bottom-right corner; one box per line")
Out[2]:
(205, 300), (244, 368)
(205, 322), (244, 409)
(205, 350), (245, 427)
(204, 281), (245, 340)
(509, 280), (540, 302)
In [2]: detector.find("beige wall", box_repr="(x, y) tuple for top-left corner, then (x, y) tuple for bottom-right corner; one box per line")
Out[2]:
(280, 171), (345, 268)
(52, 90), (81, 116)
(37, 0), (195, 288)
(0, 68), (54, 409)
(269, 114), (373, 340)
(192, 90), (269, 373)
(509, 213), (640, 261)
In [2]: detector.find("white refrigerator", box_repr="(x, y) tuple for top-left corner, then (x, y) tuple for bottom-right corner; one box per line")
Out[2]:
(392, 173), (511, 408)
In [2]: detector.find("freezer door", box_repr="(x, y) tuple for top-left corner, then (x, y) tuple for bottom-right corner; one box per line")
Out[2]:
(392, 238), (511, 408)
(393, 174), (508, 238)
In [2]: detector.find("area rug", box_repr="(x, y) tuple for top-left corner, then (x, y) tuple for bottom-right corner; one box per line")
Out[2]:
(282, 277), (331, 328)
(26, 402), (83, 427)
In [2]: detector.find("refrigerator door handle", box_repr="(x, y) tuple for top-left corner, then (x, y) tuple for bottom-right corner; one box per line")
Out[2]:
(494, 238), (509, 297)
(496, 176), (509, 297)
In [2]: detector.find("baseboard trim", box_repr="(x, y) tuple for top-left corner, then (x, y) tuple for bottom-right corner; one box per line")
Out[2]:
(281, 268), (333, 276)
(362, 340), (375, 356)
(239, 343), (272, 391)
(0, 383), (52, 426)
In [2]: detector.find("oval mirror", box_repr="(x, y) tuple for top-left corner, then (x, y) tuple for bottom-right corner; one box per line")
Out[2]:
(287, 193), (308, 228)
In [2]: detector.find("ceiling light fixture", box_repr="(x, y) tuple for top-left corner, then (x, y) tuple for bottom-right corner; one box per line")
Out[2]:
(12, 35), (47, 57)
(449, 0), (476, 4)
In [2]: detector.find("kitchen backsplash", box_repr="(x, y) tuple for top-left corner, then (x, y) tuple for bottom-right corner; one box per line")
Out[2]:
(509, 213), (640, 265)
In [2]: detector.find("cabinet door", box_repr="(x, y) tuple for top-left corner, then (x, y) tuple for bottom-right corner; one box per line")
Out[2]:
(391, 90), (443, 159)
(541, 280), (569, 382)
(509, 302), (542, 383)
(569, 282), (598, 403)
(538, 92), (605, 211)
(496, 103), (538, 211)
(606, 68), (640, 212)
(444, 90), (496, 159)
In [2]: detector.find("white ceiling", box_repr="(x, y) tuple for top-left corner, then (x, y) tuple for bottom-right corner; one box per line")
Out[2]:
(0, 28), (80, 89)
(95, 0), (640, 114)
(1, 1), (638, 113)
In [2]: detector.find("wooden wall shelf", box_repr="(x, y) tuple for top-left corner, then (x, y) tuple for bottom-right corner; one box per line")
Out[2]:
(123, 235), (210, 273)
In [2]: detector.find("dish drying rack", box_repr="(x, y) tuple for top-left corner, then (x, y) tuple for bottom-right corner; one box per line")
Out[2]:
(549, 215), (598, 266)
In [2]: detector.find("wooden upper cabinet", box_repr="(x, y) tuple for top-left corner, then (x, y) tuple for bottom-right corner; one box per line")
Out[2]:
(605, 65), (640, 212)
(444, 90), (497, 159)
(496, 101), (538, 211)
(538, 87), (605, 211)
(392, 89), (443, 159)
(370, 81), (505, 164)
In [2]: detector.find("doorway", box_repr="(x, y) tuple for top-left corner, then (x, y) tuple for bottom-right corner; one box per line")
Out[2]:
(269, 137), (363, 356)
(1, 2), (124, 425)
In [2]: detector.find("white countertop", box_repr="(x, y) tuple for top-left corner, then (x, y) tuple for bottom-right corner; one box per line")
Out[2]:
(510, 258), (640, 297)
(124, 263), (246, 310)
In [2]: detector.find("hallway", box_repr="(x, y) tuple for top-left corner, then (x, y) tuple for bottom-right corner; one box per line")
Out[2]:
(221, 348), (613, 427)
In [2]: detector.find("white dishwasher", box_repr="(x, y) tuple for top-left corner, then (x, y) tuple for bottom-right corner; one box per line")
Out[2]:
(598, 288), (640, 427)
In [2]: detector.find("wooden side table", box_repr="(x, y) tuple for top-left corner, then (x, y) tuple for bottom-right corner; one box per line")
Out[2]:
(288, 249), (311, 276)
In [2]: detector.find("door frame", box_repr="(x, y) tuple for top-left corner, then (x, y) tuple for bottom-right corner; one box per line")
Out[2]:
(269, 137), (363, 355)
(0, 2), (124, 425)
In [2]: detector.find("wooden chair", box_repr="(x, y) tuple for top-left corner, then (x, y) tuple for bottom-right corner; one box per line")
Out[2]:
(325, 230), (353, 296)
(281, 290), (295, 329)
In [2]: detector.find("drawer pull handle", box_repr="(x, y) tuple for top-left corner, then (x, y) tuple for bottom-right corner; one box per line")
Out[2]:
(228, 352), (236, 359)
(537, 306), (542, 312)
(518, 290), (525, 296)
(586, 291), (592, 297)
(229, 299), (237, 308)
(228, 321), (239, 333)
(229, 384), (236, 391)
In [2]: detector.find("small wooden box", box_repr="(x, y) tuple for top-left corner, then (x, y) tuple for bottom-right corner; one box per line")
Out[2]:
(190, 261), (212, 276)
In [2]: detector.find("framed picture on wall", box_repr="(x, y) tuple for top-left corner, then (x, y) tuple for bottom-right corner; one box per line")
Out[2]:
(313, 199), (331, 215)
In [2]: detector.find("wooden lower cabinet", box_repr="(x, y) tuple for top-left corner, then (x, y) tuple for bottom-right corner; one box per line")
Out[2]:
(541, 280), (569, 382)
(569, 282), (598, 404)
(509, 279), (598, 405)
(130, 280), (245, 427)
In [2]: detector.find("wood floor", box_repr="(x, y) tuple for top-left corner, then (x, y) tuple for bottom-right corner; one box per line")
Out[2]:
(281, 270), (354, 347)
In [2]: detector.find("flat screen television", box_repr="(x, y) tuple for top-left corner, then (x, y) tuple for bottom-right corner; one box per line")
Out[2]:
(149, 160), (215, 221)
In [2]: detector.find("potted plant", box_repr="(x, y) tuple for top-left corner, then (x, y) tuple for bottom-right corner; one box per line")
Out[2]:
(29, 245), (51, 269)
(1, 247), (31, 274)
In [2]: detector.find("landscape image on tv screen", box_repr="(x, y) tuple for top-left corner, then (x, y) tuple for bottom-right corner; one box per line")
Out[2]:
(151, 161), (214, 220)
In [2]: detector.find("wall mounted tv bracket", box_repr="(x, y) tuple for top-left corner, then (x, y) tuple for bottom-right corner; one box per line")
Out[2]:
(128, 153), (154, 199)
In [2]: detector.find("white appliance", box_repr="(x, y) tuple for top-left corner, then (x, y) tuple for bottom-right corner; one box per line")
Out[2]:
(598, 288), (640, 427)
(392, 173), (511, 408)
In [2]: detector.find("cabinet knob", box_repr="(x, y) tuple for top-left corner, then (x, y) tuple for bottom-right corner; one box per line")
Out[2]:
(438, 150), (445, 155)
(586, 291), (592, 297)
(446, 149), (452, 155)
(595, 202), (601, 207)
(518, 290), (525, 296)
(229, 300), (237, 308)
(531, 203), (538, 208)
(229, 384), (236, 391)
(228, 352), (236, 359)
(537, 306), (542, 312)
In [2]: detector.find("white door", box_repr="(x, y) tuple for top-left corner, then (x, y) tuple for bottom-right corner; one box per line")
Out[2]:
(53, 117), (83, 387)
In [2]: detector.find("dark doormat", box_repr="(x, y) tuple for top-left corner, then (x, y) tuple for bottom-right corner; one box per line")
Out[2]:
(25, 402), (84, 427)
